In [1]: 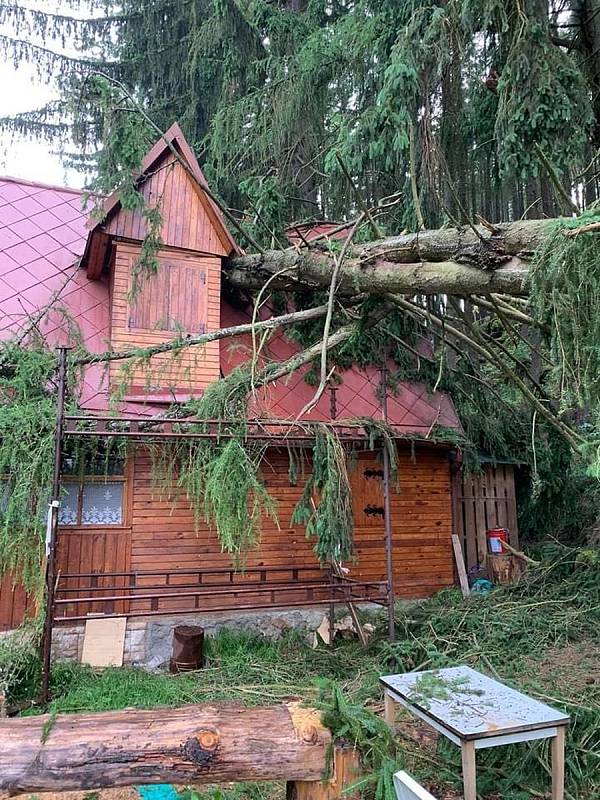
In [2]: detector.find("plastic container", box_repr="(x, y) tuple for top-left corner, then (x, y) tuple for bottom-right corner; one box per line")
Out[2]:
(486, 527), (509, 555)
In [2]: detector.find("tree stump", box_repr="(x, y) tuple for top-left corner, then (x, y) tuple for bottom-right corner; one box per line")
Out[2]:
(287, 744), (361, 800)
(488, 554), (525, 584)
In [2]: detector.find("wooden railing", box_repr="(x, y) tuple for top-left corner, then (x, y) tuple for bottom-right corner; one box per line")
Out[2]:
(53, 564), (388, 621)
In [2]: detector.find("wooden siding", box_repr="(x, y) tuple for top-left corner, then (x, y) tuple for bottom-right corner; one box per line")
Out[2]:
(127, 444), (454, 604)
(109, 241), (221, 393)
(453, 463), (519, 570)
(0, 574), (35, 631)
(104, 153), (229, 256)
(0, 443), (454, 629)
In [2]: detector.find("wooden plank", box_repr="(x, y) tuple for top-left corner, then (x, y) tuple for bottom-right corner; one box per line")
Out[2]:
(451, 534), (470, 597)
(81, 617), (127, 667)
(505, 465), (520, 548)
(462, 476), (478, 569)
(474, 474), (488, 564)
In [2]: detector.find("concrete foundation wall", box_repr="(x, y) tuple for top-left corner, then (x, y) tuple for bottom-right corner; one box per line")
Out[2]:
(50, 607), (329, 669)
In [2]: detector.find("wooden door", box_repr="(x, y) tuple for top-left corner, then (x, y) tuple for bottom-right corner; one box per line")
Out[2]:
(55, 529), (131, 619)
(350, 452), (387, 582)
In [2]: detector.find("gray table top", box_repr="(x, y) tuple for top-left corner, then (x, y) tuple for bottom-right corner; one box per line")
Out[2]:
(381, 666), (569, 740)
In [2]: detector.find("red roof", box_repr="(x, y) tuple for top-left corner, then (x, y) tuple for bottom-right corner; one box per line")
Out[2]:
(286, 220), (352, 246)
(0, 174), (461, 436)
(220, 304), (460, 435)
(0, 176), (109, 411)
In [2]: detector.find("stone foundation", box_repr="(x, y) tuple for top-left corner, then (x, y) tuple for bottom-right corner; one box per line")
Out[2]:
(50, 607), (330, 669)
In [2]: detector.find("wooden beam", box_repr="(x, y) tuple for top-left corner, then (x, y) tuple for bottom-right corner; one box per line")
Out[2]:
(451, 534), (470, 598)
(0, 702), (331, 794)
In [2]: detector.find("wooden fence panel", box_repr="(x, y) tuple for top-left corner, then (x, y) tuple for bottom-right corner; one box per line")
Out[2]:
(453, 464), (519, 571)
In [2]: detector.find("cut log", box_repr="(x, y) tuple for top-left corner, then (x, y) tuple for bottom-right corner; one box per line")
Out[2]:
(0, 702), (331, 794)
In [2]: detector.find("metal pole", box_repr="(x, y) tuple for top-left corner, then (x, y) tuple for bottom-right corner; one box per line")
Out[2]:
(40, 346), (69, 703)
(381, 364), (396, 643)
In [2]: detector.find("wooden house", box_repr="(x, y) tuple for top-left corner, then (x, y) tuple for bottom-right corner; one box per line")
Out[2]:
(0, 125), (507, 654)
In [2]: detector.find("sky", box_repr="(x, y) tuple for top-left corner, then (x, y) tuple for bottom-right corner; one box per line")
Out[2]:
(0, 1), (93, 189)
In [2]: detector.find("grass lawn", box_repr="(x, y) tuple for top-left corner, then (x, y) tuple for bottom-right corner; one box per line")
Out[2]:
(4, 544), (599, 800)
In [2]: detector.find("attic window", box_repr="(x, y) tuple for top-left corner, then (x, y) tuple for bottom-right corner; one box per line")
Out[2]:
(129, 259), (208, 334)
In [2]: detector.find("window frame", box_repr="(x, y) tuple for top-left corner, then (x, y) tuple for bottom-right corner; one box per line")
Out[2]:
(58, 459), (132, 531)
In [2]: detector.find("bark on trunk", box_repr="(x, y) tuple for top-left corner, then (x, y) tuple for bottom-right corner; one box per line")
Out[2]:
(227, 252), (530, 296)
(0, 703), (330, 794)
(226, 218), (551, 297)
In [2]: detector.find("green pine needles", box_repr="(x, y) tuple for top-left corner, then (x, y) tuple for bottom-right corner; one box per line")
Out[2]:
(0, 344), (60, 597)
(293, 425), (354, 564)
(151, 367), (278, 561)
(201, 439), (275, 559)
(531, 214), (600, 415)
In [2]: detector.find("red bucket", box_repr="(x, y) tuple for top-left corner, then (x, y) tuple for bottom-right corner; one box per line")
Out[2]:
(487, 528), (509, 555)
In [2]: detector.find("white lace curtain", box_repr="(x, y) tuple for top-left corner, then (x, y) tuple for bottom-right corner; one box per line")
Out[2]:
(58, 482), (123, 526)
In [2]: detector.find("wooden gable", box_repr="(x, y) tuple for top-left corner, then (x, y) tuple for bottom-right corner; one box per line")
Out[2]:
(78, 124), (239, 401)
(103, 150), (231, 256)
(82, 122), (240, 278)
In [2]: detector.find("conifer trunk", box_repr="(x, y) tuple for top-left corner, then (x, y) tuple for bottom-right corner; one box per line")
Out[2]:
(226, 218), (552, 296)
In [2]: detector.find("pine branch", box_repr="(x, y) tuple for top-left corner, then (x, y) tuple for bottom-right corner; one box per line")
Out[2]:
(386, 294), (584, 450)
(73, 304), (329, 367)
(534, 144), (579, 216)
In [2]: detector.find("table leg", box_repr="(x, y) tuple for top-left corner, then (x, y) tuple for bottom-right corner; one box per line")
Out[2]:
(551, 727), (566, 800)
(461, 740), (477, 800)
(384, 690), (395, 728)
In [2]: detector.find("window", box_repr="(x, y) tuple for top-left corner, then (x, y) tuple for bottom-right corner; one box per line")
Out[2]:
(128, 258), (208, 334)
(58, 452), (126, 527)
(58, 480), (124, 527)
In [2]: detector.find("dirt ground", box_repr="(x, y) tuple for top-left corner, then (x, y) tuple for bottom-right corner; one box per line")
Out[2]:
(526, 641), (600, 692)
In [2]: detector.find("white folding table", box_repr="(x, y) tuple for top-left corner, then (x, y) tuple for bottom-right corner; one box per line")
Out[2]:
(381, 666), (569, 800)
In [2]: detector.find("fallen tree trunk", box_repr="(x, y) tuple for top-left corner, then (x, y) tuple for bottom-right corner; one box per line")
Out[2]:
(227, 251), (530, 296)
(0, 702), (330, 794)
(226, 218), (553, 297)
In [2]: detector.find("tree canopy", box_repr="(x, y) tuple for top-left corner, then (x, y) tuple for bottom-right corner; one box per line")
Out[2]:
(3, 0), (600, 228)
